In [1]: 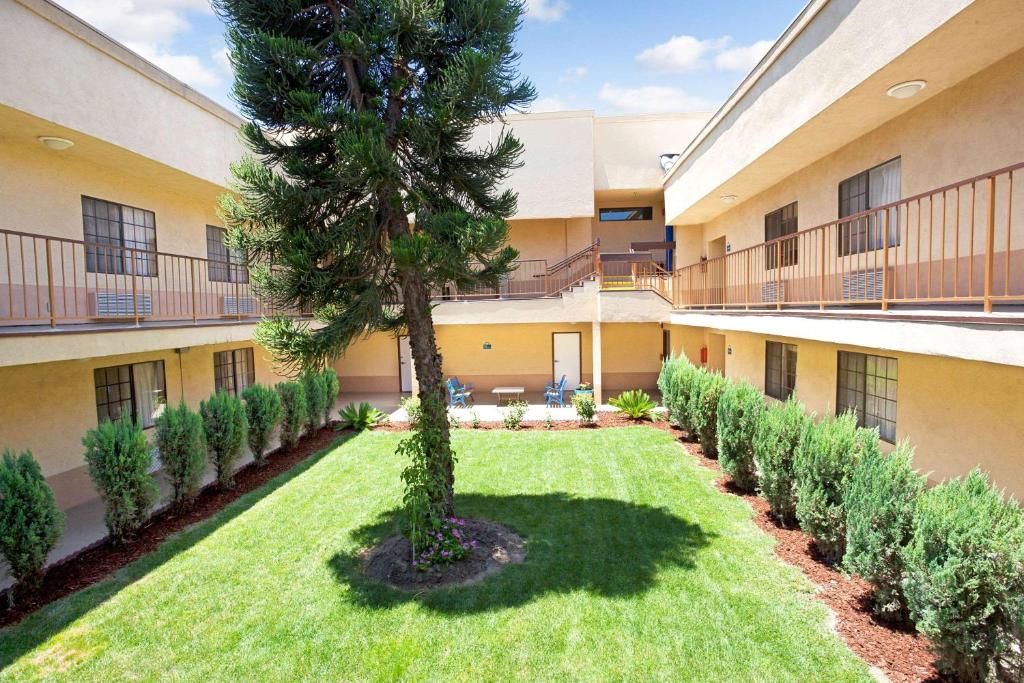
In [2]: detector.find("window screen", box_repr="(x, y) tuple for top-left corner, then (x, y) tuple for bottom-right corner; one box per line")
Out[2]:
(837, 351), (898, 442)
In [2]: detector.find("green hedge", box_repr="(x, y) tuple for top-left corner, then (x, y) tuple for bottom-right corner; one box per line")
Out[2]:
(154, 400), (207, 508)
(901, 470), (1024, 682)
(242, 384), (283, 465)
(844, 441), (925, 621)
(688, 371), (729, 457)
(200, 390), (248, 489)
(716, 381), (765, 491)
(794, 411), (879, 564)
(0, 448), (64, 593)
(752, 397), (809, 526)
(276, 380), (307, 449)
(82, 414), (158, 544)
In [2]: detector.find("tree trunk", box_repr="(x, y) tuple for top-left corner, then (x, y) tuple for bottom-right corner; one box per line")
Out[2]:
(398, 267), (455, 518)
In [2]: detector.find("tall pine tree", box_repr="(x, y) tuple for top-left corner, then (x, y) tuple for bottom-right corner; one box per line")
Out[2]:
(215, 0), (534, 524)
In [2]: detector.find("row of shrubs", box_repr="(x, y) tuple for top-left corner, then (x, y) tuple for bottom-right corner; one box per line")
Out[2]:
(0, 368), (339, 602)
(658, 355), (1024, 683)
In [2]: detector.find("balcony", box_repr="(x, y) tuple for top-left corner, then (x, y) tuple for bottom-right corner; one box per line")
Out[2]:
(0, 230), (307, 335)
(624, 163), (1024, 317)
(0, 230), (602, 335)
(431, 241), (599, 301)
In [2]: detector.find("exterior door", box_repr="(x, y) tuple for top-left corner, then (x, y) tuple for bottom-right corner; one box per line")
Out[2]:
(398, 336), (413, 392)
(552, 332), (581, 390)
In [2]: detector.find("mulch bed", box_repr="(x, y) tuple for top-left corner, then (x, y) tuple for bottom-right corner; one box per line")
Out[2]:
(0, 423), (346, 629)
(0, 414), (946, 683)
(362, 519), (526, 591)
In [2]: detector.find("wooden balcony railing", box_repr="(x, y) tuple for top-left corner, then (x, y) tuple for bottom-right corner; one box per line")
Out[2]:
(668, 162), (1023, 312)
(0, 229), (307, 331)
(433, 240), (600, 301)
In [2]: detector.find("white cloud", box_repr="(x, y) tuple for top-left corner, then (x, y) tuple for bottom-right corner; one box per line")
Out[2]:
(529, 96), (570, 113)
(714, 40), (774, 72)
(212, 46), (232, 75)
(598, 83), (713, 114)
(58, 0), (211, 45)
(525, 0), (569, 22)
(56, 0), (223, 90)
(558, 65), (587, 84)
(635, 35), (728, 74)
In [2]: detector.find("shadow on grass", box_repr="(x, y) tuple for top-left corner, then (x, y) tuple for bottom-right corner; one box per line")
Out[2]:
(0, 433), (354, 670)
(329, 492), (714, 614)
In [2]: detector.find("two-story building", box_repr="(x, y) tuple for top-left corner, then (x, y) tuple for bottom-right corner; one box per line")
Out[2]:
(1, 0), (1022, 540)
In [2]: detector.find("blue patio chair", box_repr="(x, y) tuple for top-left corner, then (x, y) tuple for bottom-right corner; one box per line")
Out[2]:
(452, 376), (475, 391)
(446, 378), (472, 408)
(545, 375), (568, 408)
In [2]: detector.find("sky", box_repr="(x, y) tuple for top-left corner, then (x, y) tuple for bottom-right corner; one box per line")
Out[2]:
(53, 0), (807, 116)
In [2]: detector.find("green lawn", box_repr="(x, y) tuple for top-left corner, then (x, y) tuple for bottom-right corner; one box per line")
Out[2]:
(0, 428), (869, 682)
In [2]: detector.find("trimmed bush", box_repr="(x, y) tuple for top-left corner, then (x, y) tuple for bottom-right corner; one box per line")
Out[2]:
(844, 441), (925, 621)
(337, 402), (386, 431)
(716, 381), (765, 491)
(502, 400), (528, 430)
(0, 448), (64, 592)
(82, 414), (158, 544)
(301, 371), (329, 435)
(901, 469), (1024, 682)
(572, 393), (597, 424)
(400, 395), (422, 427)
(242, 384), (283, 465)
(276, 380), (307, 449)
(321, 368), (340, 424)
(670, 360), (702, 434)
(688, 371), (728, 457)
(794, 411), (878, 564)
(154, 400), (207, 508)
(609, 389), (659, 421)
(753, 397), (810, 526)
(200, 390), (248, 489)
(658, 355), (685, 425)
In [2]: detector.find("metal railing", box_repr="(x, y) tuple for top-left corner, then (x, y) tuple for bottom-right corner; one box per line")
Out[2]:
(0, 229), (306, 330)
(433, 240), (600, 301)
(667, 162), (1023, 312)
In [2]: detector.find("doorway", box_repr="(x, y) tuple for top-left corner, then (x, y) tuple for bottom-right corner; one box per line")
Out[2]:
(707, 333), (726, 374)
(552, 332), (581, 390)
(398, 336), (413, 392)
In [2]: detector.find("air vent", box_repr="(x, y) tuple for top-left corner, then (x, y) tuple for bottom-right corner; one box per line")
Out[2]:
(89, 293), (152, 318)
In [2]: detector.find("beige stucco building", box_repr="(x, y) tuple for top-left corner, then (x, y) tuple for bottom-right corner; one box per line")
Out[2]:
(1, 0), (1022, 531)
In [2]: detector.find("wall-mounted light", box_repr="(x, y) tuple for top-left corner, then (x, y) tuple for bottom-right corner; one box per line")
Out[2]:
(37, 136), (74, 150)
(719, 194), (738, 204)
(885, 80), (926, 99)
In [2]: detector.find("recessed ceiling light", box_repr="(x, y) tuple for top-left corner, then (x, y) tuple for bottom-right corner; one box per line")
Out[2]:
(886, 80), (926, 99)
(38, 136), (74, 150)
(719, 194), (738, 204)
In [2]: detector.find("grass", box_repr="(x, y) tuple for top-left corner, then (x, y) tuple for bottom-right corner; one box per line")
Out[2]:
(0, 428), (869, 682)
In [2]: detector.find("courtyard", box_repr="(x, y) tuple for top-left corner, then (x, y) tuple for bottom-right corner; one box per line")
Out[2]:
(0, 428), (869, 682)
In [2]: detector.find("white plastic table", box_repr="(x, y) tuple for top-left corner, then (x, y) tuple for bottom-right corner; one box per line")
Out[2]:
(491, 386), (525, 405)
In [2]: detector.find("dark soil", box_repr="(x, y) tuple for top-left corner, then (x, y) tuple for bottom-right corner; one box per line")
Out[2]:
(362, 519), (526, 591)
(0, 423), (347, 628)
(671, 426), (942, 683)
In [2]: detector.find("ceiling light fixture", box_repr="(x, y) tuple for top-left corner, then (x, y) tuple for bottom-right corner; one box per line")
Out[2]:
(38, 136), (74, 150)
(719, 194), (738, 204)
(886, 80), (926, 99)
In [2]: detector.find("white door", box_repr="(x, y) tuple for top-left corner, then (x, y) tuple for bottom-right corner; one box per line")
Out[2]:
(552, 332), (581, 390)
(398, 336), (413, 392)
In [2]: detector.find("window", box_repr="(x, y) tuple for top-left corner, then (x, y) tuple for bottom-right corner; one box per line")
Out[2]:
(214, 347), (255, 396)
(206, 226), (249, 283)
(82, 196), (157, 276)
(599, 207), (653, 222)
(838, 158), (901, 256)
(764, 341), (797, 401)
(764, 202), (798, 269)
(836, 351), (898, 443)
(94, 360), (166, 428)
